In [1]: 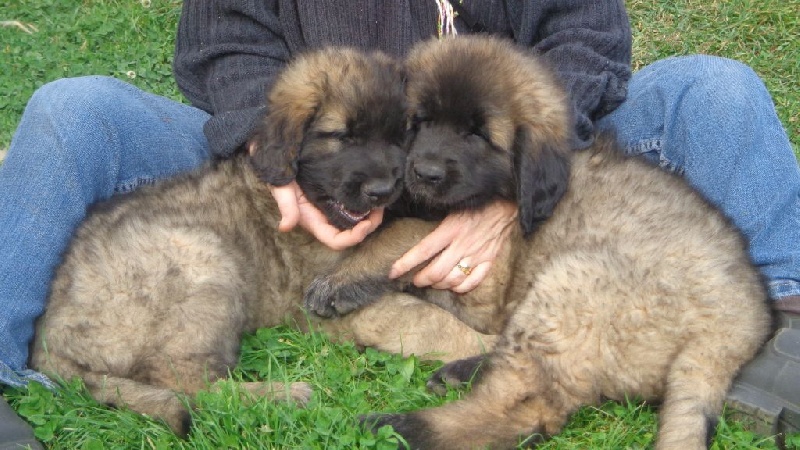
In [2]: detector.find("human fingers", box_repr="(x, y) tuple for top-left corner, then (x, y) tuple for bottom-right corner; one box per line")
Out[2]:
(299, 204), (384, 250)
(389, 223), (459, 279)
(430, 257), (474, 290)
(358, 208), (385, 235)
(322, 208), (385, 250)
(451, 261), (492, 293)
(413, 243), (468, 287)
(270, 183), (302, 232)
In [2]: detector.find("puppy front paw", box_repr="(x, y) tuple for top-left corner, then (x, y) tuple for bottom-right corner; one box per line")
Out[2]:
(303, 275), (389, 317)
(303, 276), (339, 318)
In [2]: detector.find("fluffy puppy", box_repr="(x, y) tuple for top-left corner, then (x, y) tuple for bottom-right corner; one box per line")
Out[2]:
(305, 36), (772, 449)
(251, 48), (408, 229)
(403, 34), (572, 235)
(30, 47), (494, 436)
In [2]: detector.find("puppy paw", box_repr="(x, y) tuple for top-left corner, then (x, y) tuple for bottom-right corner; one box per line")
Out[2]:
(227, 381), (312, 406)
(360, 412), (429, 448)
(303, 276), (339, 317)
(303, 275), (388, 317)
(426, 355), (487, 396)
(287, 382), (313, 406)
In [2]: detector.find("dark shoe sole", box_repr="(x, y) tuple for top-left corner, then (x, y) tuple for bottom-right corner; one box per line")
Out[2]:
(726, 327), (800, 441)
(0, 396), (43, 450)
(726, 383), (800, 435)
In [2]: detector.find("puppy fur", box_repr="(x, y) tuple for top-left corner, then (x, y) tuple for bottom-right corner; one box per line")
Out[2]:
(30, 47), (495, 436)
(305, 36), (772, 450)
(404, 35), (572, 236)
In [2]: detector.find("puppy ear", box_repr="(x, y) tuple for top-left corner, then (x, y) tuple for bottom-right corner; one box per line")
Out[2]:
(513, 124), (571, 237)
(248, 70), (328, 186)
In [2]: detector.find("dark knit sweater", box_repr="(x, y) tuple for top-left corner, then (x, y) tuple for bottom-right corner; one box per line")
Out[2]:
(173, 0), (632, 158)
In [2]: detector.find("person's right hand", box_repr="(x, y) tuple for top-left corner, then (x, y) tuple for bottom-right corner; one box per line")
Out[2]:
(270, 181), (384, 250)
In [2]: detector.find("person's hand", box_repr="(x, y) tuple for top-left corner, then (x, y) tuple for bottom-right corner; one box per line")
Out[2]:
(248, 142), (382, 250)
(269, 182), (384, 250)
(389, 201), (517, 293)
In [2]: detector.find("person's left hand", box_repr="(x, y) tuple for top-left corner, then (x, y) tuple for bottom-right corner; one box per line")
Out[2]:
(389, 201), (518, 293)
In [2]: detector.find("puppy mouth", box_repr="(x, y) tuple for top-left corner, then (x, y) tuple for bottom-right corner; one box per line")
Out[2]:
(327, 200), (371, 226)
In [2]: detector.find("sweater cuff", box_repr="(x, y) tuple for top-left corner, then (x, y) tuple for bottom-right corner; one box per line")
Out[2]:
(203, 105), (267, 158)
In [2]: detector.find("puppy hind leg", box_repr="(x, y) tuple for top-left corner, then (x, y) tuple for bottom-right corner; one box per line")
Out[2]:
(82, 373), (193, 436)
(321, 293), (498, 363)
(365, 356), (573, 450)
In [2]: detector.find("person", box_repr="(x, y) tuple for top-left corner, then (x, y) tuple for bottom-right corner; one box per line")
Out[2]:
(1, 1), (797, 446)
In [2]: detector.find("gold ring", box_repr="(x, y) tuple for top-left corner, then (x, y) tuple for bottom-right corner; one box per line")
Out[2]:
(455, 262), (473, 276)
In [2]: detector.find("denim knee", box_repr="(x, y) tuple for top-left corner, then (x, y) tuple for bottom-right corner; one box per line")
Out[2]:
(18, 75), (209, 195)
(21, 76), (131, 157)
(647, 54), (770, 117)
(620, 55), (776, 169)
(29, 75), (134, 117)
(9, 77), (140, 194)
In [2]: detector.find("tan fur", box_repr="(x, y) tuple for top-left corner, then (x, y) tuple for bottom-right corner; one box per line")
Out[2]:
(307, 36), (773, 449)
(405, 36), (571, 155)
(30, 47), (493, 436)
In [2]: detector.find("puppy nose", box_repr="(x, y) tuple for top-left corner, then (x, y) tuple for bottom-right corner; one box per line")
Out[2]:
(412, 161), (446, 184)
(362, 178), (397, 203)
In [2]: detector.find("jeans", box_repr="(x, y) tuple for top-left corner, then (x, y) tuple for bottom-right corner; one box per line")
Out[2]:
(0, 76), (211, 387)
(1, 54), (798, 387)
(597, 55), (800, 301)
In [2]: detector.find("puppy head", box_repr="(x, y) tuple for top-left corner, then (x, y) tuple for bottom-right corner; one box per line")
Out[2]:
(249, 48), (408, 230)
(405, 36), (573, 236)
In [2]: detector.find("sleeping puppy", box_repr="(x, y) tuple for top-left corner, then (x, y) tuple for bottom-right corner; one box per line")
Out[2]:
(402, 34), (571, 236)
(250, 47), (407, 229)
(305, 36), (772, 450)
(30, 46), (494, 437)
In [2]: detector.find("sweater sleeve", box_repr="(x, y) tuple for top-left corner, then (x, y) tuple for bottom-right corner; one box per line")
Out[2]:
(173, 0), (292, 158)
(509, 0), (632, 148)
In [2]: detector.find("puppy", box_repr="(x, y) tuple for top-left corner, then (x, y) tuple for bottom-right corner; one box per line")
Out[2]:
(305, 36), (772, 449)
(402, 35), (571, 236)
(30, 46), (494, 436)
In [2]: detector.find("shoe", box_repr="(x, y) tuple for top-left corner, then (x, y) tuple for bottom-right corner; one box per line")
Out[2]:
(776, 309), (800, 330)
(726, 308), (800, 439)
(0, 395), (43, 450)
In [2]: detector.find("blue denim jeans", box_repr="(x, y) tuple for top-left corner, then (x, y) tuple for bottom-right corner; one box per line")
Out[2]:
(1, 54), (798, 387)
(598, 55), (800, 301)
(0, 76), (211, 387)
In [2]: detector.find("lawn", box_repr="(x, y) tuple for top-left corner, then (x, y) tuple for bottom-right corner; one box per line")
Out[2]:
(1, 1), (799, 449)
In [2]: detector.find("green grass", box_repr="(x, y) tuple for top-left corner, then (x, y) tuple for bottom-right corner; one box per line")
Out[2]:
(0, 0), (183, 150)
(4, 325), (795, 449)
(1, 0), (799, 448)
(5, 326), (440, 449)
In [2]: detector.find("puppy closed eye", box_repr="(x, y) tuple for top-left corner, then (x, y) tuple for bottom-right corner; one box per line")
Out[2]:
(410, 113), (432, 130)
(314, 130), (348, 139)
(460, 113), (490, 142)
(463, 125), (490, 142)
(314, 130), (351, 141)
